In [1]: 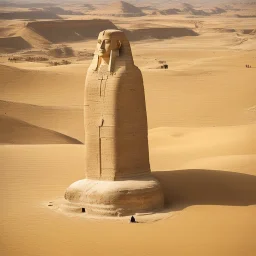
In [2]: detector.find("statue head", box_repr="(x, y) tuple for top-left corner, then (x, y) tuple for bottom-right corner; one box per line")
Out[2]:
(97, 30), (122, 58)
(91, 29), (134, 73)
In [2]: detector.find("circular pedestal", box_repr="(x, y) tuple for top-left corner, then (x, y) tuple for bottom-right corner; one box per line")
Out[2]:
(64, 176), (164, 216)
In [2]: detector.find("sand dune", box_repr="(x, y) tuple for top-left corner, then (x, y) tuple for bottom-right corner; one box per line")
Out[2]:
(127, 27), (198, 40)
(0, 64), (85, 105)
(151, 5), (226, 16)
(1, 141), (255, 255)
(0, 115), (81, 144)
(43, 7), (84, 15)
(0, 22), (25, 38)
(142, 64), (256, 128)
(0, 100), (84, 143)
(149, 125), (256, 170)
(83, 4), (95, 11)
(182, 3), (210, 16)
(18, 23), (52, 48)
(211, 7), (226, 14)
(26, 20), (117, 43)
(0, 64), (85, 141)
(0, 21), (199, 52)
(213, 28), (236, 33)
(240, 29), (256, 34)
(0, 36), (31, 52)
(89, 1), (145, 17)
(26, 20), (198, 43)
(236, 14), (256, 18)
(152, 8), (181, 15)
(0, 11), (61, 20)
(0, 2), (56, 8)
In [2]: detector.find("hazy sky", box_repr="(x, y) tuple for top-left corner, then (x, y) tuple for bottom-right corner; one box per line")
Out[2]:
(0, 0), (238, 7)
(2, 0), (234, 2)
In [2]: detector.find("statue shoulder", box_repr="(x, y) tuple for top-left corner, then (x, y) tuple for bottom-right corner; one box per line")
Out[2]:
(86, 64), (98, 75)
(113, 65), (142, 76)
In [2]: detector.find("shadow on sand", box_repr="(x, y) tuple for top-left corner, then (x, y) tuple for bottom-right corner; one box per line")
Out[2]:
(152, 169), (256, 210)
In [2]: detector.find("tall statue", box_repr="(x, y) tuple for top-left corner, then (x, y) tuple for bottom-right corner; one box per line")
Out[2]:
(65, 30), (164, 216)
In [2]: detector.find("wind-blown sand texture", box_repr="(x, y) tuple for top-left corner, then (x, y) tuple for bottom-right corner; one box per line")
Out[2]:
(0, 10), (61, 20)
(88, 1), (145, 17)
(26, 20), (118, 43)
(0, 36), (31, 52)
(0, 0), (256, 255)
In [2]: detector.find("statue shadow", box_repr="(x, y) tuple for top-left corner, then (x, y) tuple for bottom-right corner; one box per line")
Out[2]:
(152, 169), (256, 211)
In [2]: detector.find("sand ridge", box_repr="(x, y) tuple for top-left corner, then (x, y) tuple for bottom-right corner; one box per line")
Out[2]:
(0, 36), (31, 53)
(26, 19), (118, 43)
(0, 115), (82, 144)
(0, 10), (61, 20)
(0, 19), (199, 49)
(88, 1), (146, 17)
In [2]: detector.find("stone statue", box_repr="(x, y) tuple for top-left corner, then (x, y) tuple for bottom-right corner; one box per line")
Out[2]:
(64, 30), (164, 216)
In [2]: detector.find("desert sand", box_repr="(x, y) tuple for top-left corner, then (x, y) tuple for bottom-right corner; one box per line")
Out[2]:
(0, 0), (256, 255)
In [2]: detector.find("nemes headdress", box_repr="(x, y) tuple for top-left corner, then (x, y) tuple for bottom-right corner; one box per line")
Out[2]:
(91, 29), (134, 73)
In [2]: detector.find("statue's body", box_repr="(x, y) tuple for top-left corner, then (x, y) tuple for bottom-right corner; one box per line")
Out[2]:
(65, 30), (164, 216)
(85, 30), (150, 180)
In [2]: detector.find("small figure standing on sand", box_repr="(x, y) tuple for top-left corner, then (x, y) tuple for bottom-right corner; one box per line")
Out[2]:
(130, 216), (136, 223)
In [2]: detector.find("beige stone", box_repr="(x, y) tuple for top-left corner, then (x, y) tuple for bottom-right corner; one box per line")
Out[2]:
(64, 29), (164, 216)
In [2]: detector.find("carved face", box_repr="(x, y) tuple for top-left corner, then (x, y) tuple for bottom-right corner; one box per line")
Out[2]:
(97, 34), (121, 58)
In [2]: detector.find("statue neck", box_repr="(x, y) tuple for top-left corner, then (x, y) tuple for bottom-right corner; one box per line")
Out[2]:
(99, 57), (110, 66)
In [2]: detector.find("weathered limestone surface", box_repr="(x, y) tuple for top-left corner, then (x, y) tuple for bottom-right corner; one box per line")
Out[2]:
(65, 30), (164, 216)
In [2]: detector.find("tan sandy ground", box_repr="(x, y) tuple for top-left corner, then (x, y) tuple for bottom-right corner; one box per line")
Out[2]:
(1, 4), (256, 256)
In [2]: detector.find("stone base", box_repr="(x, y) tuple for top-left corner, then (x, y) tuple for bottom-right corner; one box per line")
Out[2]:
(64, 176), (164, 216)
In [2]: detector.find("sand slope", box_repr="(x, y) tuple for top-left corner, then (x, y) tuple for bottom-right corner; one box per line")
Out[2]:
(1, 144), (255, 256)
(89, 1), (145, 17)
(0, 36), (31, 52)
(0, 100), (84, 143)
(0, 115), (81, 144)
(26, 20), (117, 43)
(0, 64), (85, 106)
(127, 27), (198, 40)
(152, 8), (181, 15)
(22, 20), (198, 45)
(149, 125), (256, 170)
(43, 7), (84, 15)
(0, 11), (61, 20)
